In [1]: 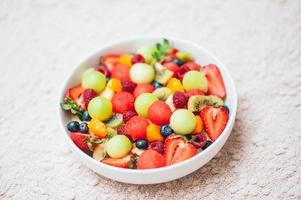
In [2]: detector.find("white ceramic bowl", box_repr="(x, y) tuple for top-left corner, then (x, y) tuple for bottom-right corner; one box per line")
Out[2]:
(57, 36), (237, 184)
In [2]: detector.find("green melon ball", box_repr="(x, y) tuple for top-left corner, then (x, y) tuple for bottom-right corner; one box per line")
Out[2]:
(136, 44), (157, 64)
(105, 135), (132, 158)
(130, 63), (155, 84)
(82, 69), (106, 93)
(134, 93), (158, 117)
(88, 96), (112, 121)
(182, 70), (208, 92)
(170, 109), (196, 135)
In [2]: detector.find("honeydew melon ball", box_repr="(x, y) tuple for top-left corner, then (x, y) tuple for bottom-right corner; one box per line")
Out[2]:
(105, 135), (132, 158)
(182, 70), (208, 92)
(137, 44), (157, 64)
(88, 96), (113, 121)
(170, 109), (196, 135)
(82, 68), (106, 93)
(134, 93), (158, 117)
(130, 63), (155, 84)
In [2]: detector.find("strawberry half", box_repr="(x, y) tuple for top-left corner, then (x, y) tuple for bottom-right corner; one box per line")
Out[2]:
(67, 84), (84, 101)
(101, 154), (132, 168)
(70, 132), (91, 151)
(203, 64), (226, 99)
(164, 136), (197, 165)
(101, 54), (120, 71)
(200, 106), (229, 141)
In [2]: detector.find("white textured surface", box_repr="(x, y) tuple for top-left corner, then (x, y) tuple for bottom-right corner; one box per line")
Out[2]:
(0, 0), (301, 199)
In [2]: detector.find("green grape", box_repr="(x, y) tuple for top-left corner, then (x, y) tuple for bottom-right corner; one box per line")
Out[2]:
(182, 70), (208, 92)
(136, 44), (157, 64)
(170, 109), (196, 135)
(105, 135), (132, 158)
(82, 69), (106, 93)
(134, 93), (158, 117)
(130, 63), (155, 84)
(88, 96), (112, 121)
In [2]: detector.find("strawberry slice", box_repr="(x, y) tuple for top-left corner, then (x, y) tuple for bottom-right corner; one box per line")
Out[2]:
(101, 154), (132, 168)
(164, 136), (197, 165)
(70, 132), (91, 151)
(204, 64), (226, 99)
(67, 84), (84, 101)
(200, 106), (229, 141)
(101, 54), (120, 71)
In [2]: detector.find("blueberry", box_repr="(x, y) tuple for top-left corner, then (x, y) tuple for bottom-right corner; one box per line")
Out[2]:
(172, 59), (184, 66)
(135, 140), (148, 149)
(67, 121), (80, 132)
(202, 141), (213, 150)
(82, 110), (91, 121)
(160, 125), (173, 137)
(79, 122), (89, 133)
(151, 80), (162, 89)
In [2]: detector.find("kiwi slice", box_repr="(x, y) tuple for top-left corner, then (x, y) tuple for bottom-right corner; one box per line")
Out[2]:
(152, 87), (172, 101)
(105, 114), (123, 128)
(187, 95), (225, 112)
(154, 63), (173, 85)
(93, 143), (106, 161)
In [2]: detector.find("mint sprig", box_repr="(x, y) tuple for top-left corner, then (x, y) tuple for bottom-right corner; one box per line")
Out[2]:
(151, 38), (172, 62)
(60, 97), (84, 120)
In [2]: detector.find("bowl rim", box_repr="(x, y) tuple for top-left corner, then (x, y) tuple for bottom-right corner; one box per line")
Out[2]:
(57, 35), (238, 175)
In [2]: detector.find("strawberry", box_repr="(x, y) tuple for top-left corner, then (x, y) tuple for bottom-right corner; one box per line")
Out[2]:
(203, 64), (226, 99)
(67, 84), (84, 101)
(82, 89), (97, 107)
(70, 132), (92, 151)
(102, 154), (132, 168)
(200, 106), (229, 141)
(100, 54), (120, 71)
(164, 136), (197, 165)
(182, 62), (201, 71)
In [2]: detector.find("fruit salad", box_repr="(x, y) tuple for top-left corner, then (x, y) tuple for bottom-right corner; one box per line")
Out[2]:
(60, 39), (229, 169)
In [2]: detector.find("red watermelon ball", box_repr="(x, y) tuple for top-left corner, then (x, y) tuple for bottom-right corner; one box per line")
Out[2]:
(148, 100), (172, 126)
(137, 149), (166, 169)
(111, 64), (131, 81)
(124, 116), (149, 140)
(112, 92), (135, 114)
(133, 83), (154, 98)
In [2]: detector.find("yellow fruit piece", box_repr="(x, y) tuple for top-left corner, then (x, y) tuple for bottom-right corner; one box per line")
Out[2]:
(88, 118), (108, 138)
(167, 78), (184, 92)
(146, 124), (164, 142)
(107, 78), (122, 92)
(119, 54), (132, 67)
(192, 115), (203, 134)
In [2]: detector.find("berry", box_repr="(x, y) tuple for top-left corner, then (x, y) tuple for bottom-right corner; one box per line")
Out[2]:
(164, 136), (197, 165)
(135, 140), (148, 149)
(173, 91), (188, 109)
(111, 64), (131, 81)
(160, 125), (173, 137)
(67, 121), (80, 132)
(202, 141), (213, 150)
(122, 111), (137, 123)
(88, 118), (107, 138)
(117, 125), (127, 135)
(163, 62), (180, 74)
(82, 110), (91, 121)
(192, 132), (207, 149)
(102, 154), (131, 168)
(70, 132), (91, 151)
(79, 122), (89, 133)
(147, 100), (172, 126)
(112, 92), (135, 114)
(67, 84), (84, 101)
(101, 54), (120, 71)
(83, 89), (97, 106)
(169, 48), (178, 56)
(124, 116), (149, 140)
(175, 65), (190, 79)
(97, 65), (111, 77)
(172, 59), (184, 66)
(121, 80), (137, 93)
(148, 141), (164, 154)
(222, 105), (230, 114)
(182, 62), (201, 71)
(132, 54), (145, 64)
(166, 78), (184, 92)
(107, 78), (122, 92)
(151, 80), (163, 89)
(133, 83), (155, 98)
(204, 64), (226, 98)
(119, 54), (132, 67)
(146, 124), (164, 142)
(200, 106), (229, 141)
(137, 149), (166, 169)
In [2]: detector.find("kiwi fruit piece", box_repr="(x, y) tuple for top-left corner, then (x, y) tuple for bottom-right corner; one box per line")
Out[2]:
(154, 63), (174, 85)
(187, 95), (224, 112)
(152, 87), (172, 101)
(165, 94), (176, 112)
(107, 127), (117, 138)
(93, 143), (106, 161)
(105, 113), (123, 128)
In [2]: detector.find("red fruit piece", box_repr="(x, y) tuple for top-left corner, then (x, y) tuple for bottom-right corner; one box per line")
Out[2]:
(102, 154), (131, 168)
(148, 101), (172, 126)
(186, 89), (205, 98)
(70, 132), (90, 151)
(133, 83), (154, 98)
(182, 62), (201, 71)
(175, 65), (190, 79)
(124, 116), (149, 140)
(121, 80), (137, 93)
(204, 64), (226, 99)
(101, 54), (120, 71)
(97, 65), (111, 77)
(169, 48), (179, 56)
(173, 91), (188, 109)
(132, 54), (145, 64)
(163, 62), (180, 74)
(117, 125), (127, 135)
(200, 106), (229, 141)
(164, 137), (197, 165)
(137, 149), (166, 169)
(123, 110), (137, 123)
(82, 89), (97, 106)
(111, 64), (131, 81)
(67, 84), (84, 101)
(112, 92), (135, 114)
(148, 141), (164, 154)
